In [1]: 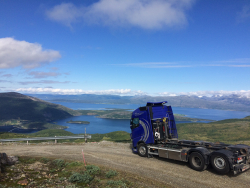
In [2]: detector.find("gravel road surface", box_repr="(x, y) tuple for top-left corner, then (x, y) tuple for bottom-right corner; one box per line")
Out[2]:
(1, 141), (250, 188)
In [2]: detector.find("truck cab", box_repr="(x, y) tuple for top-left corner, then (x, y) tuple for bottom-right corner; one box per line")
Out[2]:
(130, 101), (178, 152)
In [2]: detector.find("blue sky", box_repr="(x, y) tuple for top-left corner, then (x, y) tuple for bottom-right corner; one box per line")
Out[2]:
(0, 0), (250, 96)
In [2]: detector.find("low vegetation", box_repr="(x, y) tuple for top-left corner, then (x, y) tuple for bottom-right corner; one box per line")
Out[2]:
(0, 156), (134, 188)
(0, 130), (131, 143)
(177, 116), (250, 144)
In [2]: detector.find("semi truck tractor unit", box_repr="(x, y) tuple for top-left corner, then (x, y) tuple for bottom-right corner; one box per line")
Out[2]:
(130, 101), (250, 174)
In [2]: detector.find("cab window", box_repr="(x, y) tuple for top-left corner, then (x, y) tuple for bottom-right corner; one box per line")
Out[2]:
(130, 118), (140, 129)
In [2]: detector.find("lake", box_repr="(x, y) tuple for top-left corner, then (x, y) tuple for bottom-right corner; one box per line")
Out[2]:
(1, 102), (249, 134)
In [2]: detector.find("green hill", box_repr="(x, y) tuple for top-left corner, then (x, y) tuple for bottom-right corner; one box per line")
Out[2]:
(177, 115), (250, 143)
(0, 92), (81, 130)
(0, 92), (80, 122)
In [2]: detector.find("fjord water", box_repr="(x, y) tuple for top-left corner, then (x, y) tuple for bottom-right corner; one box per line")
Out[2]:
(52, 102), (250, 134)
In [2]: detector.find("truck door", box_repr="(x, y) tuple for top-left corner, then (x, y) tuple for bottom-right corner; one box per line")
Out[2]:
(130, 117), (143, 148)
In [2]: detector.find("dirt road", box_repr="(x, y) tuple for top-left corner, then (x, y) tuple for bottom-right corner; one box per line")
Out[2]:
(1, 141), (250, 188)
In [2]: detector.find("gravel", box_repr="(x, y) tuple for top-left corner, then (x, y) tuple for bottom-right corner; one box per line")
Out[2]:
(1, 141), (250, 188)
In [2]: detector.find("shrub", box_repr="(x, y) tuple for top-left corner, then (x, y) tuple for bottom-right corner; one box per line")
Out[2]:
(85, 165), (100, 175)
(50, 169), (56, 173)
(107, 180), (127, 188)
(105, 170), (118, 178)
(40, 157), (50, 163)
(69, 173), (93, 184)
(53, 159), (65, 168)
(66, 161), (81, 167)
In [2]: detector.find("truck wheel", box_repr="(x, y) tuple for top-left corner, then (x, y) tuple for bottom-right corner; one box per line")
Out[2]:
(211, 154), (230, 174)
(138, 143), (148, 157)
(189, 152), (207, 171)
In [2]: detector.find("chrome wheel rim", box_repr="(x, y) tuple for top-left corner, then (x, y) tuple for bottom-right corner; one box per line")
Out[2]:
(139, 146), (146, 155)
(214, 157), (226, 169)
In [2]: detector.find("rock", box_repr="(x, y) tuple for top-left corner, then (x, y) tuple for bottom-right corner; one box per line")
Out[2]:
(28, 161), (43, 170)
(0, 153), (8, 165)
(18, 179), (28, 185)
(0, 153), (8, 173)
(0, 153), (19, 173)
(8, 156), (19, 165)
(21, 174), (26, 178)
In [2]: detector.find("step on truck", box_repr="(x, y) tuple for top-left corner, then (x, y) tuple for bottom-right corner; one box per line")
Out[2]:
(130, 101), (250, 174)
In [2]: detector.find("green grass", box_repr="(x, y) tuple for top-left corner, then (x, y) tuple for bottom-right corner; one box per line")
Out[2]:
(0, 129), (130, 143)
(177, 116), (250, 144)
(30, 129), (75, 137)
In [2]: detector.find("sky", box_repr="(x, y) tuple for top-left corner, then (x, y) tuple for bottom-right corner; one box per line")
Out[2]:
(0, 0), (250, 97)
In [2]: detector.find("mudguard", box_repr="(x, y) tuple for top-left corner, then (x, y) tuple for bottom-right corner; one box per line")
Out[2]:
(211, 149), (234, 170)
(188, 147), (211, 164)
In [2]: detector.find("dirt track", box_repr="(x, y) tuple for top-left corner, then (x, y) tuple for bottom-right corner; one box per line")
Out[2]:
(1, 141), (250, 188)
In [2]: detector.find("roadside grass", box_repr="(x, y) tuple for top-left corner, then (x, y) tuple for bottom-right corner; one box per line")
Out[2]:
(0, 130), (130, 143)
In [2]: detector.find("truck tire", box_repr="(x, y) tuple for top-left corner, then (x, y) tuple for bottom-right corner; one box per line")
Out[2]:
(211, 154), (230, 174)
(138, 143), (148, 157)
(189, 152), (207, 171)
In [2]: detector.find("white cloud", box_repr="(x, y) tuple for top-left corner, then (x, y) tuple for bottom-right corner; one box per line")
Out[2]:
(0, 80), (12, 83)
(15, 88), (145, 95)
(0, 37), (61, 69)
(14, 88), (250, 98)
(237, 5), (250, 22)
(28, 71), (61, 78)
(46, 0), (195, 29)
(114, 58), (250, 68)
(18, 80), (70, 85)
(46, 3), (84, 28)
(115, 62), (191, 68)
(159, 90), (250, 98)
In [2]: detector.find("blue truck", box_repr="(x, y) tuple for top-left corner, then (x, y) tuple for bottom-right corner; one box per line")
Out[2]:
(130, 101), (250, 174)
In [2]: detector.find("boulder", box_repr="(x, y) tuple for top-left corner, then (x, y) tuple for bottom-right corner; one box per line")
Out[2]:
(0, 153), (19, 173)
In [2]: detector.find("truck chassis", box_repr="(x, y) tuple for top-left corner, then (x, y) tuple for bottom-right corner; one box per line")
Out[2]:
(138, 139), (250, 175)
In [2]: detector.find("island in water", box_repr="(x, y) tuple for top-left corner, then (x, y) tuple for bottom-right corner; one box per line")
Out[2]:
(66, 120), (90, 124)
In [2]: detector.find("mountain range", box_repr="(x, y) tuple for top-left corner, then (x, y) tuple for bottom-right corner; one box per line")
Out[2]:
(27, 93), (250, 112)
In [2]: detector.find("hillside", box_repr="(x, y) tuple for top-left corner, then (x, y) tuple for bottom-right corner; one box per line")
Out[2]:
(0, 92), (81, 130)
(177, 115), (250, 143)
(0, 92), (80, 122)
